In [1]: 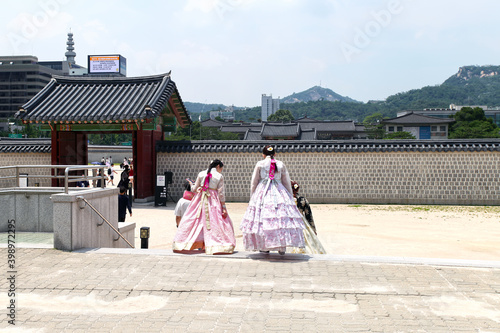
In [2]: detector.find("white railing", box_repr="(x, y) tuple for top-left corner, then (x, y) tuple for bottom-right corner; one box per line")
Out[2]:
(0, 165), (107, 193)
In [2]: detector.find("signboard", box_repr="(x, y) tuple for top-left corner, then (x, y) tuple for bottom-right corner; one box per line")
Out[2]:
(157, 175), (166, 187)
(154, 175), (167, 206)
(8, 134), (22, 138)
(88, 55), (127, 76)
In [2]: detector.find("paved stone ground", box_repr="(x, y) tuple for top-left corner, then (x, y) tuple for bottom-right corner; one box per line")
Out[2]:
(1, 248), (500, 332)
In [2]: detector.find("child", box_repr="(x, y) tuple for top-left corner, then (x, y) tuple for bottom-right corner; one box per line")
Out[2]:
(118, 186), (132, 222)
(107, 163), (117, 185)
(174, 180), (194, 227)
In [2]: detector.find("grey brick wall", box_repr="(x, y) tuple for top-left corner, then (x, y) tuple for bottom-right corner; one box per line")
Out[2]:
(0, 153), (52, 187)
(157, 151), (500, 205)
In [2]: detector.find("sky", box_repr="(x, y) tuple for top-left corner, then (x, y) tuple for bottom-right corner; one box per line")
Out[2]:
(1, 0), (500, 107)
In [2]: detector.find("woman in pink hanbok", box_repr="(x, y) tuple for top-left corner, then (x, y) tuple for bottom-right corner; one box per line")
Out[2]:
(173, 159), (236, 255)
(240, 146), (305, 255)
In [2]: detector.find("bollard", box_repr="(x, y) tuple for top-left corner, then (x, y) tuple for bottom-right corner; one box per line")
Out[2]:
(140, 227), (150, 249)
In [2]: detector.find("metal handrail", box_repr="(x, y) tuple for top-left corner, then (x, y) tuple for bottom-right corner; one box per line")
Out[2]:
(76, 196), (134, 248)
(0, 165), (106, 193)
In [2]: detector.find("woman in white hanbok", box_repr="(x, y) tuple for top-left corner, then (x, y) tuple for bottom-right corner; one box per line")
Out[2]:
(240, 145), (305, 255)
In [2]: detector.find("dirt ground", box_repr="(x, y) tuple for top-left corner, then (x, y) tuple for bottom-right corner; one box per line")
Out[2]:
(129, 202), (500, 261)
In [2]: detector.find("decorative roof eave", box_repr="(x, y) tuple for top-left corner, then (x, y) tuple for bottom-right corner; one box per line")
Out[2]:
(156, 139), (500, 154)
(15, 73), (190, 126)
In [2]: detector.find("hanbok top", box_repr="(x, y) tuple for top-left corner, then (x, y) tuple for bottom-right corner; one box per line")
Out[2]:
(192, 169), (226, 202)
(250, 156), (293, 196)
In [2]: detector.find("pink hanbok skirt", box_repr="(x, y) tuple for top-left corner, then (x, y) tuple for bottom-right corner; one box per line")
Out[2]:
(240, 180), (305, 252)
(173, 189), (235, 255)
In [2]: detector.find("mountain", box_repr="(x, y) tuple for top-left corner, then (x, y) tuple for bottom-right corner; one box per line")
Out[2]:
(385, 65), (500, 109)
(280, 86), (359, 104)
(184, 102), (228, 114)
(186, 65), (500, 123)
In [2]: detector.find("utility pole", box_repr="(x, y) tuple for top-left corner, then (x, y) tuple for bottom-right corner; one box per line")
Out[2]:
(199, 100), (206, 140)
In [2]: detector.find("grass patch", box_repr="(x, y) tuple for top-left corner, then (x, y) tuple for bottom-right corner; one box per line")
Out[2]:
(412, 207), (430, 211)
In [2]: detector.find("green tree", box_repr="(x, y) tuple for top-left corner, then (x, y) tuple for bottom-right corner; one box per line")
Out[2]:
(267, 109), (294, 122)
(13, 123), (49, 138)
(384, 131), (416, 139)
(449, 107), (500, 138)
(363, 112), (386, 139)
(88, 133), (132, 145)
(164, 121), (239, 141)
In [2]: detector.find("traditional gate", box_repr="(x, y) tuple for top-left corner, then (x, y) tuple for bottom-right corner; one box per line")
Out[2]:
(15, 73), (190, 200)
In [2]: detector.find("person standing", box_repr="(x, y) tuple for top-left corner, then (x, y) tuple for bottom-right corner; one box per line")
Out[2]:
(240, 145), (305, 255)
(118, 186), (132, 222)
(107, 163), (117, 185)
(173, 159), (235, 255)
(128, 164), (134, 200)
(96, 169), (106, 188)
(174, 180), (195, 227)
(118, 165), (130, 189)
(291, 181), (316, 234)
(290, 180), (326, 254)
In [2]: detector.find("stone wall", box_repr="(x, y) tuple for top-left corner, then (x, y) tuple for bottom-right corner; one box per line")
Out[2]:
(0, 153), (52, 187)
(157, 141), (500, 205)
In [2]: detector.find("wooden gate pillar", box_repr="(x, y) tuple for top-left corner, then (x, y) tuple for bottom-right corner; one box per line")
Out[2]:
(51, 131), (88, 187)
(134, 126), (163, 200)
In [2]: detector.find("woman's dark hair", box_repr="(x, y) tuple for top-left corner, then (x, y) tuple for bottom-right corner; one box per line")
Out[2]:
(263, 145), (276, 156)
(263, 145), (279, 173)
(207, 159), (224, 174)
(183, 181), (192, 191)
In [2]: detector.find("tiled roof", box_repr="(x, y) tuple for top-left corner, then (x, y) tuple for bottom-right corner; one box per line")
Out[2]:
(261, 123), (300, 137)
(157, 139), (500, 153)
(220, 126), (255, 133)
(298, 121), (356, 132)
(294, 116), (318, 122)
(243, 130), (262, 140)
(355, 124), (366, 132)
(0, 138), (51, 153)
(382, 112), (454, 125)
(299, 129), (317, 140)
(16, 73), (190, 126)
(201, 119), (227, 127)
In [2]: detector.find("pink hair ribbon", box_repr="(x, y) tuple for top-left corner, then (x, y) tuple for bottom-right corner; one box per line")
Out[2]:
(269, 158), (276, 180)
(201, 173), (212, 191)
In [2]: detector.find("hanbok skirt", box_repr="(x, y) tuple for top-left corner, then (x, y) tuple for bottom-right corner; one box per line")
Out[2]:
(289, 216), (327, 254)
(240, 180), (306, 252)
(173, 189), (235, 255)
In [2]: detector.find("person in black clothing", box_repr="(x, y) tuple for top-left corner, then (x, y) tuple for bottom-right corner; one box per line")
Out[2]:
(291, 180), (317, 234)
(76, 173), (90, 188)
(118, 186), (132, 222)
(118, 165), (130, 189)
(96, 169), (106, 188)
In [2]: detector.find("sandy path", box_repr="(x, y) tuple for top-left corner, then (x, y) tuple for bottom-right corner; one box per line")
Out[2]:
(129, 203), (500, 261)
